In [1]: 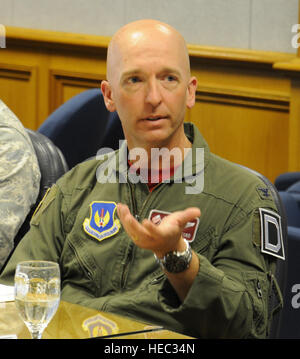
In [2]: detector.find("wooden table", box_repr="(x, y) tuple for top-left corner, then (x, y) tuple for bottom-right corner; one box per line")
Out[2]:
(0, 300), (192, 339)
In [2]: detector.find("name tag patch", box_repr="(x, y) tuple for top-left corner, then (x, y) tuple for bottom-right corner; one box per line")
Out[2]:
(148, 209), (199, 242)
(259, 208), (285, 260)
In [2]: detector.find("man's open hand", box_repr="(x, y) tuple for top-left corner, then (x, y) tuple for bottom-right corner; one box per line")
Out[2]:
(117, 203), (201, 258)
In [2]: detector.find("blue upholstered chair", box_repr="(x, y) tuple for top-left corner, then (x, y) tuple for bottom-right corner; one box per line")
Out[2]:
(1, 129), (69, 272)
(38, 89), (124, 169)
(15, 129), (68, 245)
(275, 172), (300, 191)
(277, 226), (300, 338)
(287, 181), (300, 209)
(279, 191), (300, 228)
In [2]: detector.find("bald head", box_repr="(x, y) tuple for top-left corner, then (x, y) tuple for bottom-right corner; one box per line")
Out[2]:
(101, 19), (198, 152)
(106, 19), (191, 84)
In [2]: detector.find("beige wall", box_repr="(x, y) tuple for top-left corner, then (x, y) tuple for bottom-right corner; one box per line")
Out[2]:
(0, 0), (298, 53)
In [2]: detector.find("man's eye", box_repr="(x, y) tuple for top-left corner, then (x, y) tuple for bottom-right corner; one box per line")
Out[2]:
(129, 77), (140, 84)
(166, 75), (176, 81)
(163, 75), (178, 83)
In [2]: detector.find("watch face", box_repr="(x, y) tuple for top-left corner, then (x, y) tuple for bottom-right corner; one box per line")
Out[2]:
(164, 254), (190, 273)
(155, 239), (192, 273)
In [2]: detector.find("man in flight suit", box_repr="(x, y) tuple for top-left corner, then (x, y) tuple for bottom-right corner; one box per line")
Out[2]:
(0, 19), (284, 338)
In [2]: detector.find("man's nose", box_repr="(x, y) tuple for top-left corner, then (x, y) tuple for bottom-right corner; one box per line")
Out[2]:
(145, 79), (162, 107)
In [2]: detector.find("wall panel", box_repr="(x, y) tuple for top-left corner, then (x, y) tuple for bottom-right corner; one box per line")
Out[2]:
(0, 26), (299, 183)
(0, 62), (38, 128)
(49, 70), (105, 112)
(189, 95), (289, 182)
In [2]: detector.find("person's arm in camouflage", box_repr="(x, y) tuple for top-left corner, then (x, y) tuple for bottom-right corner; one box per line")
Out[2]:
(0, 101), (41, 269)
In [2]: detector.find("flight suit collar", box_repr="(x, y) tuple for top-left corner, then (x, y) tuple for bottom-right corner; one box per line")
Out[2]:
(107, 122), (211, 183)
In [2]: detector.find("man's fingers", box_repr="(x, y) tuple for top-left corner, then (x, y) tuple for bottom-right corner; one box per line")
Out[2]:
(141, 218), (160, 234)
(159, 207), (201, 230)
(181, 207), (201, 219)
(117, 203), (152, 243)
(116, 202), (129, 221)
(117, 204), (201, 251)
(117, 203), (139, 236)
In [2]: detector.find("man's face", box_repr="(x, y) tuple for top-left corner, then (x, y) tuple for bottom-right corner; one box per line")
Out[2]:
(102, 24), (197, 151)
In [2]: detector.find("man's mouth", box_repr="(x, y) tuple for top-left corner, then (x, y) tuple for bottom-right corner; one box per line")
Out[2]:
(144, 115), (168, 121)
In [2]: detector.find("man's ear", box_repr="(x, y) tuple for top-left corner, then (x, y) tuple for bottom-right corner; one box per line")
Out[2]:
(101, 80), (116, 112)
(186, 76), (198, 109)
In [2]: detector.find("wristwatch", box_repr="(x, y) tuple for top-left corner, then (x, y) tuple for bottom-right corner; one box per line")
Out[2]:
(155, 239), (192, 273)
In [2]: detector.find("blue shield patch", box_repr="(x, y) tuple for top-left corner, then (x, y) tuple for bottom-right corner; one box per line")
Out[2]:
(83, 201), (120, 242)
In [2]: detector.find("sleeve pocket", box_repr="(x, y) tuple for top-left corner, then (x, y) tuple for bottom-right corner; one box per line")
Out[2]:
(242, 271), (268, 336)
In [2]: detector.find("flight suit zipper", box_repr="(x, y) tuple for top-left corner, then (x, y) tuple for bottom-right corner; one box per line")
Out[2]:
(120, 181), (163, 288)
(120, 181), (139, 288)
(129, 180), (164, 221)
(129, 181), (140, 221)
(120, 241), (134, 289)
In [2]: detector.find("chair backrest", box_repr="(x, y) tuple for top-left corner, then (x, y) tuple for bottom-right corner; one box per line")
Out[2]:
(287, 181), (300, 208)
(237, 164), (288, 338)
(277, 226), (300, 338)
(279, 191), (300, 228)
(14, 129), (69, 246)
(38, 89), (124, 169)
(274, 172), (300, 191)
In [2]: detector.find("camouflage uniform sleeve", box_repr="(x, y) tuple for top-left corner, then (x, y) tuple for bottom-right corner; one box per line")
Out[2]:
(0, 103), (41, 270)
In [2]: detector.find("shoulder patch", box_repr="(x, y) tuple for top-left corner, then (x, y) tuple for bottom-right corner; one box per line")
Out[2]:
(259, 208), (285, 260)
(30, 186), (57, 226)
(83, 201), (120, 242)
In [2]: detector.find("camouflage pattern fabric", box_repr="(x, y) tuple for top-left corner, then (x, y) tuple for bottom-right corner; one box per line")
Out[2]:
(0, 100), (40, 269)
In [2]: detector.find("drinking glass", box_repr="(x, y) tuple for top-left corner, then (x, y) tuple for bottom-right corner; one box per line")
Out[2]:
(14, 260), (60, 339)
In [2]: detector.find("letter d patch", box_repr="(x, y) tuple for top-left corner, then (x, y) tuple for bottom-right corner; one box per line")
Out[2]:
(259, 208), (285, 260)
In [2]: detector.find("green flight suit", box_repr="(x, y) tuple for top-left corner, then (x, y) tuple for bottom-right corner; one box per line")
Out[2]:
(0, 123), (282, 338)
